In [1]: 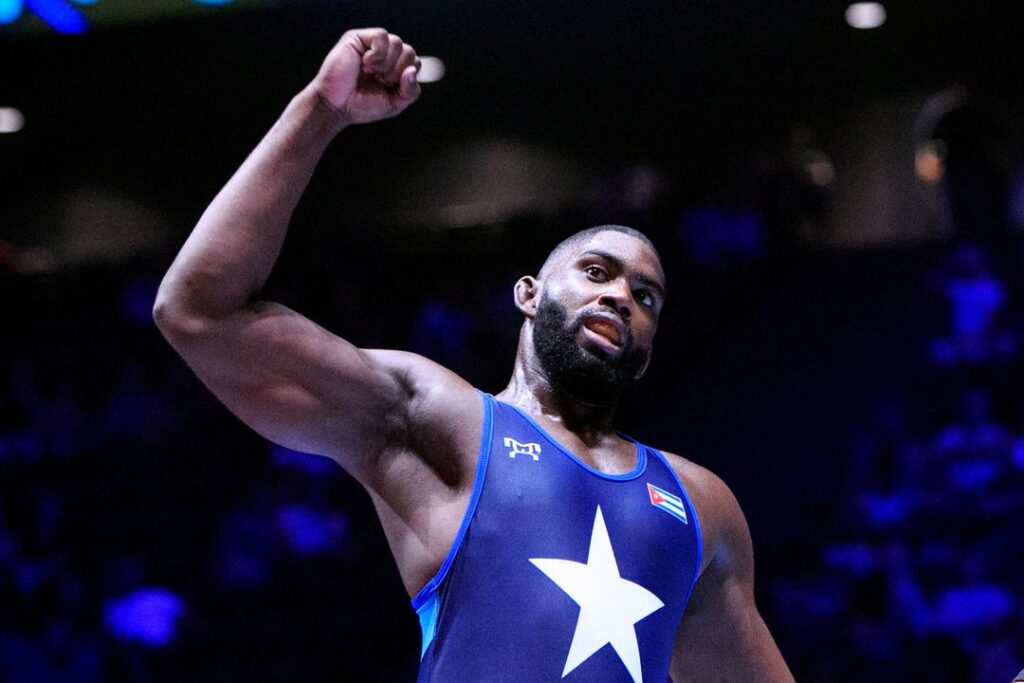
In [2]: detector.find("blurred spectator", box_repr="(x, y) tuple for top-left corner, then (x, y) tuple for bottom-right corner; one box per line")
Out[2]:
(103, 588), (186, 648)
(273, 502), (350, 558)
(101, 557), (187, 649)
(932, 387), (1011, 495)
(929, 242), (1017, 365)
(212, 503), (274, 592)
(270, 474), (351, 560)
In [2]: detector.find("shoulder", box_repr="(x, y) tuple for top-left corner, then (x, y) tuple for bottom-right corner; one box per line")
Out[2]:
(656, 450), (752, 578)
(662, 449), (796, 681)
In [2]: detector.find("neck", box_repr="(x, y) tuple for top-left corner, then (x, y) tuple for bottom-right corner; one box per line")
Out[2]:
(496, 331), (619, 441)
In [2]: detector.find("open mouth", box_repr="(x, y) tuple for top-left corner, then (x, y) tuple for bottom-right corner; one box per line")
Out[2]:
(581, 317), (624, 348)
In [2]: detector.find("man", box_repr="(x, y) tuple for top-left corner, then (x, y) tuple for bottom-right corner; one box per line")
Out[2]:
(154, 28), (794, 682)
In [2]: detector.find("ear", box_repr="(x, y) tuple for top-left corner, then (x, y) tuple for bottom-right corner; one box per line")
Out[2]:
(514, 276), (540, 318)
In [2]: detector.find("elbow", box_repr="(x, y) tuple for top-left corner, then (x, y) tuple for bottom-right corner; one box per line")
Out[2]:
(152, 275), (179, 332)
(152, 279), (206, 343)
(151, 286), (172, 330)
(152, 296), (178, 338)
(153, 291), (185, 343)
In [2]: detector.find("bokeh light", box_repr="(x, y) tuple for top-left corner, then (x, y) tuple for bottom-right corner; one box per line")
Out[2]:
(845, 2), (887, 29)
(0, 107), (25, 134)
(418, 56), (446, 84)
(0, 0), (22, 25)
(915, 140), (946, 182)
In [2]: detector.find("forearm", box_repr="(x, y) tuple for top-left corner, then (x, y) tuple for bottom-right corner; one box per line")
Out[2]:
(155, 85), (346, 326)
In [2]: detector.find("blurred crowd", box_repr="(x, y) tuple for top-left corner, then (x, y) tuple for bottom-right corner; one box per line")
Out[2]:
(771, 240), (1024, 681)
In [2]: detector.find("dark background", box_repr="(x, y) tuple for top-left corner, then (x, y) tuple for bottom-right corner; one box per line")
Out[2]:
(2, 1), (1024, 681)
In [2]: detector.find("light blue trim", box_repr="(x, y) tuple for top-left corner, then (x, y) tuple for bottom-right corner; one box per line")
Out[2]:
(416, 592), (440, 659)
(410, 390), (493, 611)
(499, 400), (647, 481)
(650, 448), (703, 602)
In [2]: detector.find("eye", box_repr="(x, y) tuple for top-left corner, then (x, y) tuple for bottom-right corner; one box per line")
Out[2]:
(635, 289), (655, 308)
(584, 265), (607, 281)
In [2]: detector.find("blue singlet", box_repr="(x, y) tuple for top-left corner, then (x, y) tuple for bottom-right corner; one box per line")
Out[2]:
(413, 391), (702, 682)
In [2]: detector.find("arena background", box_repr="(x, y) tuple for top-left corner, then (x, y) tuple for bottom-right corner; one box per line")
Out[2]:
(2, 1), (1024, 680)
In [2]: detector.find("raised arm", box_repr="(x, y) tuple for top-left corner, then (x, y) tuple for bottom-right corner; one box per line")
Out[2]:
(153, 29), (469, 487)
(670, 467), (794, 682)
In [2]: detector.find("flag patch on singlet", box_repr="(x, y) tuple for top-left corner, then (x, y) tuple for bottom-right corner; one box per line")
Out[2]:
(647, 483), (688, 524)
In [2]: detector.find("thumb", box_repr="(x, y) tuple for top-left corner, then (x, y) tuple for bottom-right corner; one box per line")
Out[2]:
(397, 65), (421, 102)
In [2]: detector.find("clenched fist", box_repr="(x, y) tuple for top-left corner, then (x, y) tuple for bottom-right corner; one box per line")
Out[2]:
(312, 28), (422, 125)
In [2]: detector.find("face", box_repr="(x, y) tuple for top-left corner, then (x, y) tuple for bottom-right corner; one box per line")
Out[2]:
(529, 231), (665, 402)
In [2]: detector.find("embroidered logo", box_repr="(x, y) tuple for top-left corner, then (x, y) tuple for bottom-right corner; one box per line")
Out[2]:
(504, 437), (542, 461)
(647, 483), (688, 524)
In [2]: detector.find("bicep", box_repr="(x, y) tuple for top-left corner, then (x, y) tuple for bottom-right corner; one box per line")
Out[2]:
(670, 566), (789, 682)
(162, 300), (410, 474)
(670, 474), (793, 682)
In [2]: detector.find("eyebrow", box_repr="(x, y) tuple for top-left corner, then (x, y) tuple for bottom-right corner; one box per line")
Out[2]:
(578, 249), (666, 298)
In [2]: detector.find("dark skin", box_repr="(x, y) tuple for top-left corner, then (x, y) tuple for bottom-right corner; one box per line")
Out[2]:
(154, 28), (794, 681)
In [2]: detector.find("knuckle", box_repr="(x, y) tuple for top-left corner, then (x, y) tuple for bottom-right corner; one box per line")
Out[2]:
(354, 27), (385, 41)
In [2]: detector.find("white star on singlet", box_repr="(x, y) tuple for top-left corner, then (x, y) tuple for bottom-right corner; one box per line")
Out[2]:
(530, 506), (665, 683)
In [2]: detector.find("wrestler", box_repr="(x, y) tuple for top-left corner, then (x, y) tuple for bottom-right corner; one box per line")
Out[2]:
(154, 28), (794, 682)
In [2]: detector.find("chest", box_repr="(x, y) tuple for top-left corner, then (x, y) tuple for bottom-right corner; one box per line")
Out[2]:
(473, 402), (698, 576)
(417, 399), (702, 682)
(520, 421), (641, 475)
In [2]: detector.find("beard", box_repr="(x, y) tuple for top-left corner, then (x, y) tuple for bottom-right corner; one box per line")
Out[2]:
(532, 294), (650, 404)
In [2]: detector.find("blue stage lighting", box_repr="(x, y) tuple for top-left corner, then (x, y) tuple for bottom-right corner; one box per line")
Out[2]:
(24, 0), (88, 33)
(193, 0), (234, 5)
(0, 0), (23, 25)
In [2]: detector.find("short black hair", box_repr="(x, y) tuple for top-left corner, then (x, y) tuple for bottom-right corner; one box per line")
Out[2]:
(539, 225), (661, 278)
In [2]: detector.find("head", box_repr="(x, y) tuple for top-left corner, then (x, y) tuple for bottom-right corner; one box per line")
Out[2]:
(514, 225), (666, 404)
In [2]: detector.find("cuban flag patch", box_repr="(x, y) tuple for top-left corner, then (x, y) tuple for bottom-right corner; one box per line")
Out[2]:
(647, 483), (688, 524)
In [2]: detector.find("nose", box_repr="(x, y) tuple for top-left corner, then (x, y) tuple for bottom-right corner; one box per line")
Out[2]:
(597, 279), (632, 319)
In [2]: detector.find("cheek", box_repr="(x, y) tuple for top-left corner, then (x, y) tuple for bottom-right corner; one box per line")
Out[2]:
(634, 319), (658, 346)
(551, 275), (581, 295)
(546, 280), (587, 309)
